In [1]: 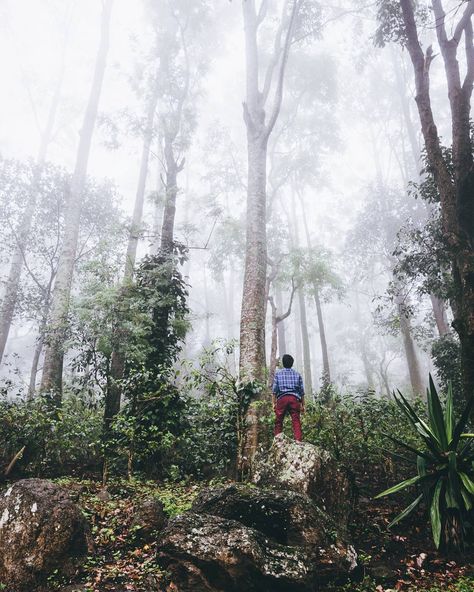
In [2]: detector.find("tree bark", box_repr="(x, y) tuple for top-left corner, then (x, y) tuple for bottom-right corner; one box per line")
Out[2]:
(314, 289), (331, 387)
(275, 286), (287, 354)
(124, 90), (158, 280)
(430, 294), (450, 337)
(40, 0), (113, 402)
(396, 293), (425, 396)
(298, 288), (312, 394)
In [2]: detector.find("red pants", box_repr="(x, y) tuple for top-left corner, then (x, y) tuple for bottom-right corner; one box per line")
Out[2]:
(274, 395), (302, 441)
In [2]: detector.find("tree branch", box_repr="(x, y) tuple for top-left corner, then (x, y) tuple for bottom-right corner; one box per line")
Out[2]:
(452, 0), (474, 45)
(276, 278), (296, 322)
(264, 0), (300, 140)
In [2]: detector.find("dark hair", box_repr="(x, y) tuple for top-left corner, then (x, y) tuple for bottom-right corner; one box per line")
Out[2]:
(282, 354), (294, 368)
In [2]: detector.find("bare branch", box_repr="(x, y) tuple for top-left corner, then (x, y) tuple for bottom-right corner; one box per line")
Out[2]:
(276, 278), (296, 323)
(264, 0), (300, 140)
(452, 0), (474, 45)
(463, 17), (474, 91)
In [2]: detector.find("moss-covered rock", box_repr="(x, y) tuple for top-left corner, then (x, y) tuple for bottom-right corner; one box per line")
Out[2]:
(252, 434), (355, 528)
(157, 484), (357, 591)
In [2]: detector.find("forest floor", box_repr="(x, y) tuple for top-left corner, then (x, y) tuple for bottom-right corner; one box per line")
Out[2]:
(54, 478), (474, 592)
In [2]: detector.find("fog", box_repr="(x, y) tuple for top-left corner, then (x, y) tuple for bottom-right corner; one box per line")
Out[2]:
(0, 0), (469, 400)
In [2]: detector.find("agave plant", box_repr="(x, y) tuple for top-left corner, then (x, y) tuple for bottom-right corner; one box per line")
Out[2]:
(375, 376), (474, 550)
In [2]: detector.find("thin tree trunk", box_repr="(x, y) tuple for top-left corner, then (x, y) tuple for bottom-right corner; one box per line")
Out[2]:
(0, 55), (65, 365)
(314, 289), (331, 387)
(396, 292), (425, 396)
(124, 90), (158, 280)
(275, 286), (287, 355)
(430, 294), (450, 337)
(160, 138), (180, 255)
(28, 277), (55, 400)
(40, 0), (114, 403)
(298, 288), (312, 394)
(104, 87), (158, 431)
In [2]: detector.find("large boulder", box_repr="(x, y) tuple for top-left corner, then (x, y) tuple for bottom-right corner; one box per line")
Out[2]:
(252, 434), (354, 528)
(0, 479), (91, 591)
(131, 496), (167, 541)
(158, 484), (357, 592)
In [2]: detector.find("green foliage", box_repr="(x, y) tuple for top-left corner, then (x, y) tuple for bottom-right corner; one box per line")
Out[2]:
(375, 378), (474, 550)
(0, 392), (102, 478)
(431, 335), (462, 398)
(174, 342), (258, 479)
(301, 393), (419, 493)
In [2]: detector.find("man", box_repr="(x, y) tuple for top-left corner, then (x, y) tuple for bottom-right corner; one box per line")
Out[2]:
(272, 354), (305, 441)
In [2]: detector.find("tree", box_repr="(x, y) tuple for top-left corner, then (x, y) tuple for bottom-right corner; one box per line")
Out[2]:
(377, 0), (474, 403)
(40, 0), (114, 403)
(239, 0), (309, 471)
(0, 3), (71, 365)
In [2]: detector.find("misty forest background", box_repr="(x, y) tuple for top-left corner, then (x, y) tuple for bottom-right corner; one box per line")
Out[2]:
(0, 0), (472, 489)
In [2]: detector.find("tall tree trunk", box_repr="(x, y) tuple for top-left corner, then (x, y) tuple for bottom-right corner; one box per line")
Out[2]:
(395, 292), (425, 396)
(268, 297), (279, 387)
(239, 0), (299, 473)
(104, 87), (158, 430)
(314, 289), (331, 387)
(297, 190), (333, 388)
(28, 276), (54, 400)
(0, 56), (65, 365)
(40, 0), (113, 402)
(124, 91), (158, 280)
(430, 294), (450, 337)
(275, 286), (287, 355)
(294, 295), (303, 371)
(298, 288), (312, 394)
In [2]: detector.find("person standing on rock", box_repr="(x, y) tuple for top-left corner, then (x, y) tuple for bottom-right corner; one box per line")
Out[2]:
(272, 354), (305, 441)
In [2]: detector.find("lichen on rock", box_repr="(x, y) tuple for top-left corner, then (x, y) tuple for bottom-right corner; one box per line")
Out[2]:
(0, 478), (91, 592)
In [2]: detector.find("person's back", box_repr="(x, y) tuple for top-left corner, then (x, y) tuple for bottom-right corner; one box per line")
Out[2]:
(272, 354), (305, 441)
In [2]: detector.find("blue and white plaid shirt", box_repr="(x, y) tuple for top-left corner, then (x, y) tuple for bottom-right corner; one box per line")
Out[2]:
(272, 368), (304, 400)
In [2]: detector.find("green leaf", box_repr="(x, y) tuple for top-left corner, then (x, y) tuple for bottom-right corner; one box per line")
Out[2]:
(445, 481), (459, 509)
(388, 494), (423, 529)
(382, 432), (433, 461)
(427, 375), (448, 449)
(375, 474), (424, 499)
(445, 382), (454, 443)
(460, 486), (473, 511)
(459, 472), (474, 495)
(430, 479), (442, 549)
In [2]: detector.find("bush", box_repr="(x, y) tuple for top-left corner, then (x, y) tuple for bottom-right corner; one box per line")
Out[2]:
(300, 393), (422, 494)
(0, 392), (103, 478)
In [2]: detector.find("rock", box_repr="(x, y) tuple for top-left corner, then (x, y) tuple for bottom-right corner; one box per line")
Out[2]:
(252, 434), (354, 528)
(131, 496), (167, 540)
(192, 484), (344, 549)
(0, 479), (91, 592)
(158, 484), (357, 592)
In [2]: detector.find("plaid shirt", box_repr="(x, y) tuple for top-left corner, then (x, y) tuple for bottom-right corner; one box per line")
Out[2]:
(272, 368), (304, 400)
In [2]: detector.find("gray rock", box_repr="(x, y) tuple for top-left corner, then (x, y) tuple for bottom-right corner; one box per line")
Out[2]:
(131, 496), (167, 540)
(158, 484), (357, 592)
(252, 434), (354, 528)
(0, 479), (91, 592)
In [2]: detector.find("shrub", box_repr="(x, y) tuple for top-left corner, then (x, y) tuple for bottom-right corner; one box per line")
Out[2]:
(0, 392), (102, 478)
(375, 378), (474, 550)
